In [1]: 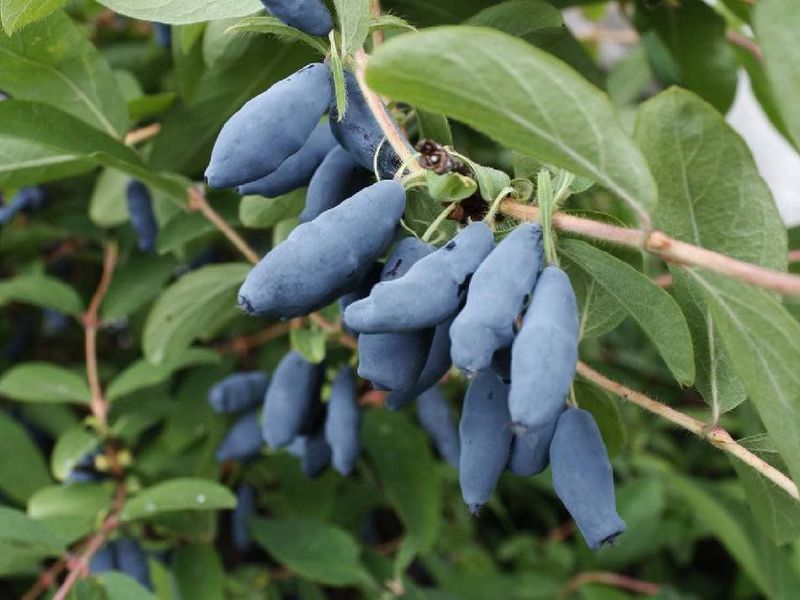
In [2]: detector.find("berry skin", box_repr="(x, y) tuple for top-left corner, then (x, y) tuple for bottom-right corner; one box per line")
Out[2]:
(385, 315), (454, 411)
(550, 408), (626, 550)
(238, 122), (337, 198)
(260, 0), (334, 37)
(324, 367), (360, 475)
(357, 237), (436, 391)
(339, 262), (383, 337)
(206, 63), (331, 189)
(208, 372), (270, 414)
(216, 411), (264, 462)
(329, 70), (406, 179)
(508, 266), (579, 434)
(232, 483), (257, 553)
(416, 386), (460, 468)
(89, 544), (115, 573)
(450, 224), (543, 373)
(153, 22), (171, 48)
(238, 180), (406, 318)
(507, 414), (560, 477)
(262, 351), (323, 449)
(112, 538), (152, 589)
(459, 369), (513, 514)
(301, 430), (332, 478)
(0, 186), (47, 224)
(125, 180), (158, 253)
(344, 222), (495, 334)
(300, 145), (373, 223)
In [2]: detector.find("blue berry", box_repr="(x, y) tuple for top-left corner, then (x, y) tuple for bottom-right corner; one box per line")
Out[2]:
(208, 372), (270, 414)
(300, 145), (373, 223)
(260, 0), (334, 36)
(215, 411), (263, 462)
(112, 538), (152, 589)
(125, 180), (158, 253)
(324, 367), (360, 475)
(232, 483), (257, 553)
(416, 386), (460, 468)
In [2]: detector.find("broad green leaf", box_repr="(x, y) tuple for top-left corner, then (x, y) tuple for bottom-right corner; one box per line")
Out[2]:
(0, 411), (51, 504)
(227, 16), (329, 54)
(0, 0), (66, 34)
(101, 254), (177, 321)
(362, 409), (442, 552)
(563, 256), (627, 339)
(157, 201), (239, 254)
(367, 27), (657, 222)
(121, 478), (236, 521)
(89, 167), (131, 228)
(559, 239), (694, 385)
(96, 0), (262, 24)
(0, 136), (92, 189)
(425, 170), (477, 202)
(0, 362), (89, 404)
(0, 506), (64, 576)
(97, 572), (158, 600)
(0, 274), (83, 315)
(0, 12), (127, 135)
(290, 327), (327, 365)
(107, 348), (221, 401)
(250, 518), (368, 586)
(572, 381), (625, 458)
(634, 0), (737, 113)
(239, 189), (305, 228)
(635, 88), (786, 414)
(753, 0), (800, 150)
(689, 270), (800, 490)
(416, 110), (452, 146)
(172, 544), (224, 600)
(51, 425), (99, 481)
(334, 0), (371, 55)
(142, 263), (250, 364)
(28, 483), (113, 544)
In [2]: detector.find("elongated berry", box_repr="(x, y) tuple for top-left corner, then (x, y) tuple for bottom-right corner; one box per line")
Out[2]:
(125, 180), (158, 253)
(260, 0), (334, 36)
(339, 262), (383, 337)
(206, 63), (331, 188)
(357, 238), (436, 390)
(450, 224), (543, 373)
(507, 415), (559, 477)
(112, 538), (152, 589)
(238, 180), (406, 318)
(302, 430), (332, 478)
(0, 186), (46, 224)
(509, 266), (578, 434)
(459, 370), (513, 514)
(550, 408), (625, 550)
(90, 544), (115, 573)
(300, 145), (373, 223)
(238, 122), (337, 198)
(344, 222), (495, 333)
(233, 483), (257, 553)
(262, 351), (323, 448)
(324, 367), (360, 475)
(215, 411), (263, 462)
(416, 386), (460, 468)
(208, 372), (270, 413)
(153, 22), (171, 48)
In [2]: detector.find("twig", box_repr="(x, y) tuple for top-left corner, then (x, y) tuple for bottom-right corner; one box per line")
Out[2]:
(501, 201), (800, 297)
(370, 0), (384, 47)
(187, 186), (260, 265)
(21, 558), (68, 600)
(654, 273), (673, 288)
(82, 241), (118, 432)
(218, 322), (294, 355)
(726, 30), (763, 61)
(576, 361), (800, 502)
(574, 28), (640, 45)
(308, 312), (358, 350)
(789, 249), (800, 263)
(559, 571), (660, 599)
(124, 123), (162, 146)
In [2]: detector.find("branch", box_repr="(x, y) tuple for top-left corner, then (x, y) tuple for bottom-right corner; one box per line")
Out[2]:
(124, 123), (162, 146)
(82, 241), (118, 432)
(559, 571), (660, 599)
(370, 0), (384, 47)
(576, 361), (800, 502)
(501, 201), (800, 297)
(187, 186), (260, 265)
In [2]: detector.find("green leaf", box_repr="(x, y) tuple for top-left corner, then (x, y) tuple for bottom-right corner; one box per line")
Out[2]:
(753, 0), (800, 150)
(635, 88), (786, 415)
(562, 254), (627, 339)
(28, 483), (113, 544)
(101, 254), (177, 321)
(369, 14), (416, 34)
(142, 263), (250, 364)
(0, 411), (51, 504)
(89, 168), (131, 228)
(157, 200), (239, 254)
(0, 274), (83, 315)
(0, 0), (67, 34)
(334, 0), (371, 55)
(107, 348), (221, 401)
(572, 381), (625, 458)
(227, 16), (328, 54)
(416, 110), (452, 146)
(0, 506), (64, 576)
(97, 572), (157, 600)
(290, 327), (327, 365)
(250, 518), (368, 586)
(121, 478), (236, 521)
(172, 544), (225, 600)
(367, 27), (657, 223)
(425, 170), (477, 202)
(51, 425), (99, 481)
(0, 362), (90, 404)
(559, 239), (695, 385)
(688, 270), (800, 490)
(239, 189), (305, 228)
(634, 0), (737, 113)
(362, 409), (442, 552)
(0, 11), (127, 135)
(96, 0), (262, 24)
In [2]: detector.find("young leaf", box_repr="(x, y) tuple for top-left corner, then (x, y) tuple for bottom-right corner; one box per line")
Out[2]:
(227, 16), (329, 54)
(0, 274), (83, 315)
(0, 363), (90, 404)
(367, 27), (657, 223)
(290, 327), (327, 364)
(416, 110), (452, 146)
(121, 478), (236, 521)
(101, 255), (177, 321)
(250, 517), (369, 586)
(559, 239), (695, 385)
(0, 411), (51, 504)
(334, 0), (371, 56)
(95, 0), (262, 24)
(0, 506), (64, 577)
(51, 425), (99, 481)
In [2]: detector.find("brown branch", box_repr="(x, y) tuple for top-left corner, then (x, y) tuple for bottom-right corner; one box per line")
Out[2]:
(309, 312), (358, 350)
(188, 186), (260, 265)
(21, 558), (69, 600)
(124, 123), (162, 146)
(560, 571), (660, 599)
(726, 30), (763, 60)
(82, 241), (118, 432)
(789, 249), (800, 264)
(370, 0), (384, 47)
(218, 322), (294, 355)
(501, 201), (800, 297)
(577, 361), (800, 502)
(654, 273), (673, 288)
